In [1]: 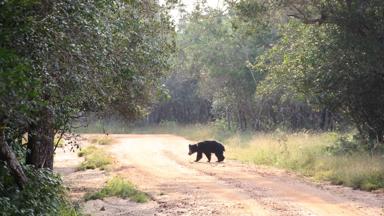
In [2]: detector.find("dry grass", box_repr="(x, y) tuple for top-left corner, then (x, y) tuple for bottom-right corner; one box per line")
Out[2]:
(133, 122), (384, 191)
(77, 121), (384, 191)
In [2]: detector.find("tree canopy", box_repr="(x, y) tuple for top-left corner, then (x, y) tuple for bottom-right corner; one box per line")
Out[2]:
(151, 0), (384, 146)
(0, 0), (175, 213)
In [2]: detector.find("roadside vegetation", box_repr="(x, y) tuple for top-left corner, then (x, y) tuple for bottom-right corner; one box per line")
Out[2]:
(81, 121), (383, 191)
(0, 0), (174, 214)
(181, 124), (383, 191)
(89, 135), (115, 145)
(0, 166), (81, 215)
(77, 146), (113, 171)
(84, 176), (149, 203)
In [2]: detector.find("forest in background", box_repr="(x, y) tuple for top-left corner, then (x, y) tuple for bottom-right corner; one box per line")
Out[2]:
(80, 0), (384, 194)
(149, 0), (384, 148)
(1, 0), (384, 215)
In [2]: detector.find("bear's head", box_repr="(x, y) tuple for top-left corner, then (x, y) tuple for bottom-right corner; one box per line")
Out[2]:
(188, 144), (198, 155)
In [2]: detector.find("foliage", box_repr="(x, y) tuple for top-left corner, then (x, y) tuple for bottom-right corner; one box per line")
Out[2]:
(242, 0), (384, 146)
(0, 0), (173, 213)
(0, 164), (80, 215)
(0, 0), (175, 207)
(0, 48), (41, 129)
(325, 135), (364, 155)
(84, 176), (149, 203)
(0, 0), (175, 156)
(149, 2), (339, 131)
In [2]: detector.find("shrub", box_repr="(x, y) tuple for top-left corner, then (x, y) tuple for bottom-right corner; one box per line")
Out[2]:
(325, 135), (363, 155)
(0, 164), (81, 215)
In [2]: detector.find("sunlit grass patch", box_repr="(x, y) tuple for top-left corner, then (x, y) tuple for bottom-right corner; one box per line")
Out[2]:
(54, 137), (65, 148)
(89, 135), (115, 145)
(77, 145), (98, 157)
(84, 176), (149, 203)
(315, 155), (384, 191)
(77, 146), (112, 170)
(227, 132), (384, 191)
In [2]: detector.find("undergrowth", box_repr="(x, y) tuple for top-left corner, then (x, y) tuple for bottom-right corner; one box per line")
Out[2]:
(0, 164), (81, 215)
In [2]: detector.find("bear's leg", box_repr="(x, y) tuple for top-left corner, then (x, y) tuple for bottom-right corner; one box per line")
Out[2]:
(195, 151), (203, 162)
(215, 151), (225, 162)
(204, 152), (211, 162)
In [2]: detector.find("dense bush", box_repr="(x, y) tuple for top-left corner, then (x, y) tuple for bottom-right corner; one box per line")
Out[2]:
(0, 164), (80, 216)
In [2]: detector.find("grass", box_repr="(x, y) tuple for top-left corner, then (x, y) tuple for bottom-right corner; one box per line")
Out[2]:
(77, 145), (113, 170)
(133, 122), (384, 191)
(88, 135), (114, 145)
(54, 137), (65, 148)
(77, 121), (384, 191)
(77, 145), (98, 157)
(84, 176), (149, 203)
(226, 133), (384, 190)
(58, 202), (83, 216)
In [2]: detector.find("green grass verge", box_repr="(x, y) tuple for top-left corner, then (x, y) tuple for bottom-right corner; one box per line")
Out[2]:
(84, 176), (149, 203)
(77, 146), (112, 170)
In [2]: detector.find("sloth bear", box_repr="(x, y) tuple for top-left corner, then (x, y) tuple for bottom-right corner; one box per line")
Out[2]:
(188, 140), (225, 162)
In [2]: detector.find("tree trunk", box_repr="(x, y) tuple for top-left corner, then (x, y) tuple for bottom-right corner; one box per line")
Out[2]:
(26, 109), (55, 169)
(320, 108), (329, 130)
(0, 128), (28, 188)
(226, 107), (231, 130)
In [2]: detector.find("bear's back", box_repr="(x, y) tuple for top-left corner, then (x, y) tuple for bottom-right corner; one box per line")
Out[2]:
(197, 140), (224, 152)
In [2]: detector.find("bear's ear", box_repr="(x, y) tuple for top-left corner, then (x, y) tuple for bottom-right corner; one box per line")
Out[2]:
(189, 144), (192, 146)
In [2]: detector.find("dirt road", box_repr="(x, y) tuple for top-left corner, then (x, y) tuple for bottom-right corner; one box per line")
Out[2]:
(55, 134), (384, 216)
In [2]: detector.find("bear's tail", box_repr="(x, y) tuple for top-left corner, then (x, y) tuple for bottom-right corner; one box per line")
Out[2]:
(222, 145), (225, 152)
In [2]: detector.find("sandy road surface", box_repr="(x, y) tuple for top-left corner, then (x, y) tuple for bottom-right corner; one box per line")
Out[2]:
(55, 134), (384, 216)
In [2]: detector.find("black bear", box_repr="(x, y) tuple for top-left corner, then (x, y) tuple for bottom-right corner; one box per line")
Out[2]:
(188, 140), (225, 162)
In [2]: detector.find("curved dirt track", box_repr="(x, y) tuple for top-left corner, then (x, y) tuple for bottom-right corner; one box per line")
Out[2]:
(103, 134), (384, 216)
(55, 134), (384, 215)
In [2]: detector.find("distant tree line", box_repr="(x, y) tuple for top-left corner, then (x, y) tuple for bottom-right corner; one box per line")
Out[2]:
(149, 0), (383, 149)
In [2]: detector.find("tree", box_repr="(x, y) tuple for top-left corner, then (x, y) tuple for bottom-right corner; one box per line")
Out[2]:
(152, 2), (328, 131)
(0, 0), (175, 185)
(239, 0), (384, 145)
